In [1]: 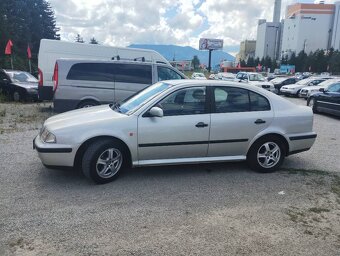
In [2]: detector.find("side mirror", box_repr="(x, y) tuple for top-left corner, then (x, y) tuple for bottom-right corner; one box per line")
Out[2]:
(319, 88), (325, 93)
(149, 107), (163, 117)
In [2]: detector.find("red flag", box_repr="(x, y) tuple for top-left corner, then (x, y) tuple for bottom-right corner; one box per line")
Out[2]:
(27, 45), (32, 59)
(237, 63), (241, 68)
(5, 40), (13, 55)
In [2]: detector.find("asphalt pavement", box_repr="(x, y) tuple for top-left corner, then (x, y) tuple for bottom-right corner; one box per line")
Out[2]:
(0, 98), (339, 255)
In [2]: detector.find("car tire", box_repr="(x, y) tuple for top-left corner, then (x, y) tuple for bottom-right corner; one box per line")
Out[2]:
(77, 100), (99, 109)
(247, 136), (286, 173)
(307, 97), (318, 113)
(13, 90), (22, 102)
(82, 139), (126, 184)
(295, 90), (301, 97)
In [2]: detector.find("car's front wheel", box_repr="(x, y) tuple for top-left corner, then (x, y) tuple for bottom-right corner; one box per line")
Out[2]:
(307, 97), (318, 113)
(82, 139), (125, 184)
(247, 136), (286, 173)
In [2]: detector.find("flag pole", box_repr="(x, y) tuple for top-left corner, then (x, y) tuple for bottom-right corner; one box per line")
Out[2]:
(10, 55), (13, 70)
(28, 59), (32, 73)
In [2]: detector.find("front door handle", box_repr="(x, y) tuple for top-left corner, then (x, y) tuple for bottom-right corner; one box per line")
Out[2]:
(195, 122), (208, 128)
(254, 119), (266, 124)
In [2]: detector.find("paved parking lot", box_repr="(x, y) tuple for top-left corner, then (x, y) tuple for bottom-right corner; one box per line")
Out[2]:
(0, 98), (339, 255)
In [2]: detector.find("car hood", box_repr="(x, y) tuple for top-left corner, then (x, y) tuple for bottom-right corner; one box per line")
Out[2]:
(44, 105), (125, 131)
(302, 85), (324, 91)
(12, 82), (38, 89)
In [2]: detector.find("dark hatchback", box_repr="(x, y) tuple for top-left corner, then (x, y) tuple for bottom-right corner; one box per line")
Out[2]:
(0, 69), (38, 101)
(270, 77), (297, 94)
(307, 82), (340, 117)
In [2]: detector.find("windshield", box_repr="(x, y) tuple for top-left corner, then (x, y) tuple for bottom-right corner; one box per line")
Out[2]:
(296, 78), (314, 85)
(318, 79), (338, 87)
(118, 82), (171, 114)
(249, 73), (265, 81)
(6, 71), (38, 83)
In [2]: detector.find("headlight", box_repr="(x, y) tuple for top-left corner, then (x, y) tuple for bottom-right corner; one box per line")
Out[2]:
(40, 127), (56, 143)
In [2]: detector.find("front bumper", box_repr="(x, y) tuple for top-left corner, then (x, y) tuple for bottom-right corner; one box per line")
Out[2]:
(33, 135), (76, 167)
(280, 88), (297, 96)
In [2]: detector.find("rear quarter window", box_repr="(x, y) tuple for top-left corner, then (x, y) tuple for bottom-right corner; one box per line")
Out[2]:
(249, 91), (271, 111)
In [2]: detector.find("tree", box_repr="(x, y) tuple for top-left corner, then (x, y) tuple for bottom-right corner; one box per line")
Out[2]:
(75, 34), (84, 43)
(240, 59), (246, 67)
(0, 0), (59, 72)
(192, 55), (200, 70)
(246, 57), (255, 67)
(89, 37), (98, 44)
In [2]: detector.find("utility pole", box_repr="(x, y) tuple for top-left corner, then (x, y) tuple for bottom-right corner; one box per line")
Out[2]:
(208, 49), (213, 72)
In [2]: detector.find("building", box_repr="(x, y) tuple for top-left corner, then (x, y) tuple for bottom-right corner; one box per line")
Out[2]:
(281, 2), (340, 57)
(255, 20), (281, 60)
(237, 40), (256, 61)
(255, 0), (282, 60)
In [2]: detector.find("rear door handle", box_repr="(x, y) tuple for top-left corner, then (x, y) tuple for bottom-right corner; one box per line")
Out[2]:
(195, 122), (208, 128)
(254, 119), (266, 124)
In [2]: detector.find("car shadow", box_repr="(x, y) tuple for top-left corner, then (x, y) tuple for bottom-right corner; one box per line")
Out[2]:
(36, 161), (253, 187)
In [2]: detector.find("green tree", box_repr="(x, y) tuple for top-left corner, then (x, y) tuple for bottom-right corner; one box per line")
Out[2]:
(246, 56), (255, 67)
(240, 59), (246, 67)
(89, 37), (99, 44)
(0, 0), (59, 72)
(75, 34), (84, 43)
(192, 55), (200, 70)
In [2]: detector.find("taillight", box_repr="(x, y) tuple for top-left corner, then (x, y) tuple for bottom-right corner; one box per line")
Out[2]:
(52, 62), (58, 91)
(38, 68), (43, 87)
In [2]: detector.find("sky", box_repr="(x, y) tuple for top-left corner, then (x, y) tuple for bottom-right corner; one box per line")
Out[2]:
(48, 0), (337, 56)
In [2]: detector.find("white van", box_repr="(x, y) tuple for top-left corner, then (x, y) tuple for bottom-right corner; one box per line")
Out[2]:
(37, 39), (170, 100)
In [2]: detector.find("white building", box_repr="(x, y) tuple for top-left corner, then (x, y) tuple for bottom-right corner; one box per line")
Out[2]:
(255, 0), (282, 60)
(281, 2), (340, 57)
(255, 20), (281, 60)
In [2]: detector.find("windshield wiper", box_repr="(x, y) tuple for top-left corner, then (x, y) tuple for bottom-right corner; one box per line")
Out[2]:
(110, 102), (121, 112)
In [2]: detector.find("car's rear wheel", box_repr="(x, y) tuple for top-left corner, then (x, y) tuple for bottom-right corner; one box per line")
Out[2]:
(247, 136), (286, 173)
(82, 139), (125, 184)
(307, 97), (318, 113)
(77, 100), (99, 109)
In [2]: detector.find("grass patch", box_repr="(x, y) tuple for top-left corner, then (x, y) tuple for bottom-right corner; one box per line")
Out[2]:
(308, 207), (330, 214)
(331, 175), (340, 199)
(286, 208), (306, 222)
(283, 168), (330, 176)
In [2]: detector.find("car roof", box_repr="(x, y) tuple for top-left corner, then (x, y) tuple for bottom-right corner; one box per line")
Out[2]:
(164, 79), (269, 93)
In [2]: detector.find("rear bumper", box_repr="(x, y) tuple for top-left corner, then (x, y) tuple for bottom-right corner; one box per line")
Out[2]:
(53, 99), (79, 113)
(33, 135), (76, 167)
(288, 133), (317, 155)
(38, 86), (53, 101)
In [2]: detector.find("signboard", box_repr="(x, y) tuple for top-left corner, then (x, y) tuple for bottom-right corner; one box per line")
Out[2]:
(280, 64), (295, 74)
(199, 38), (223, 50)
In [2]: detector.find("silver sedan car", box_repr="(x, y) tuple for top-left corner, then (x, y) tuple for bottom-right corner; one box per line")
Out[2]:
(34, 80), (317, 184)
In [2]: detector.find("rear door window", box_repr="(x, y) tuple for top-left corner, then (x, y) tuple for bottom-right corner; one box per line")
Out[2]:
(67, 63), (114, 82)
(114, 64), (152, 84)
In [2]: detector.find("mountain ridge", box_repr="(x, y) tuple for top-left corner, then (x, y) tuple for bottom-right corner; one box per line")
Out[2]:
(128, 44), (235, 67)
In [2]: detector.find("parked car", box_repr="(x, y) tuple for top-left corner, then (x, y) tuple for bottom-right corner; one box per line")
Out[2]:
(208, 74), (216, 80)
(299, 78), (340, 99)
(0, 69), (38, 101)
(216, 72), (235, 81)
(280, 76), (331, 97)
(191, 72), (207, 80)
(270, 77), (297, 94)
(38, 39), (170, 101)
(307, 82), (340, 117)
(34, 80), (317, 184)
(52, 59), (187, 112)
(235, 72), (275, 92)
